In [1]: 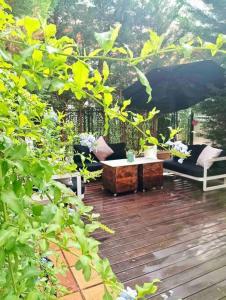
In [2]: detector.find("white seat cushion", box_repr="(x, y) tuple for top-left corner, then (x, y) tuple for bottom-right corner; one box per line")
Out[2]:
(196, 145), (222, 169)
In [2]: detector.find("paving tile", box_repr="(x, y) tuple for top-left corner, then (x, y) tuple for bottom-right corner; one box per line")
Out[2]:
(71, 266), (102, 289)
(49, 242), (61, 251)
(63, 248), (81, 267)
(82, 284), (105, 300)
(50, 251), (79, 293)
(59, 292), (83, 300)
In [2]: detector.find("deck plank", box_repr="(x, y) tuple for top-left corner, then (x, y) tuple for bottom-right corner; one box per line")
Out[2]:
(84, 176), (226, 299)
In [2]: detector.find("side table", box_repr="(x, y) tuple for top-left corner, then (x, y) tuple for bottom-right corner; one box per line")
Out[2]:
(138, 161), (163, 191)
(101, 160), (138, 196)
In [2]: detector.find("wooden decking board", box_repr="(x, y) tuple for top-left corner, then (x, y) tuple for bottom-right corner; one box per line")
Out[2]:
(100, 211), (226, 250)
(99, 195), (221, 226)
(103, 225), (226, 266)
(94, 205), (226, 242)
(97, 209), (226, 246)
(122, 241), (226, 285)
(101, 222), (226, 258)
(84, 177), (226, 299)
(150, 265), (226, 299)
(184, 279), (226, 300)
(93, 190), (225, 232)
(111, 230), (226, 273)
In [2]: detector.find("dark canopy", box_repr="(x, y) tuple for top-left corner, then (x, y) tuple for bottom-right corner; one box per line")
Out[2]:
(123, 60), (225, 114)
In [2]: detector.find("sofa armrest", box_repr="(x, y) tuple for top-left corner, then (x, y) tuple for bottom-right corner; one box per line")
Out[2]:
(203, 156), (226, 178)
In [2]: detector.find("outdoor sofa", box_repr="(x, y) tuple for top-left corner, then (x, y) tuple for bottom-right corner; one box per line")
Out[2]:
(73, 142), (126, 172)
(164, 144), (226, 191)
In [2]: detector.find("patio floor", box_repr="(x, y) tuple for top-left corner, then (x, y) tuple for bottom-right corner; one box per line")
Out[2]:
(83, 175), (226, 300)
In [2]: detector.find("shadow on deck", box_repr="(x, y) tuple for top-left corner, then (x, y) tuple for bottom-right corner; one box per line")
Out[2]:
(84, 175), (226, 300)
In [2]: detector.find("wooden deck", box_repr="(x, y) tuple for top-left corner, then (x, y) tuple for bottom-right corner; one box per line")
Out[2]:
(84, 175), (226, 300)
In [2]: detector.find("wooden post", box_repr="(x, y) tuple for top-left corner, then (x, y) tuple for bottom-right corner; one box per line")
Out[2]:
(78, 104), (83, 133)
(190, 111), (194, 145)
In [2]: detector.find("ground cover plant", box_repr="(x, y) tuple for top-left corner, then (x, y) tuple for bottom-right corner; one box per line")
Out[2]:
(0, 0), (225, 299)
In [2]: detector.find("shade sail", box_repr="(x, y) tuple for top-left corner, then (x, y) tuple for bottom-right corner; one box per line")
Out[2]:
(123, 60), (225, 114)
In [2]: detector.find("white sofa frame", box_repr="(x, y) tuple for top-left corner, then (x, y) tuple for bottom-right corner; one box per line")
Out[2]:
(52, 172), (83, 197)
(164, 156), (226, 192)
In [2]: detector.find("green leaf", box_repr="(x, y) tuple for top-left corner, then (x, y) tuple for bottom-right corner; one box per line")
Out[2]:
(103, 61), (110, 82)
(40, 205), (56, 223)
(19, 113), (30, 127)
(141, 30), (164, 57)
(1, 190), (23, 214)
(0, 81), (7, 92)
(204, 42), (218, 56)
(147, 136), (158, 145)
(0, 102), (9, 115)
(88, 48), (102, 57)
(0, 48), (12, 62)
(32, 49), (43, 62)
(76, 255), (91, 281)
(44, 24), (56, 39)
(72, 61), (89, 89)
(141, 40), (153, 57)
(17, 17), (40, 38)
(21, 45), (38, 60)
(26, 291), (41, 300)
(5, 143), (27, 160)
(0, 228), (17, 247)
(121, 99), (131, 112)
(103, 93), (113, 107)
(181, 44), (193, 58)
(136, 281), (159, 298)
(49, 79), (65, 92)
(85, 223), (100, 234)
(83, 264), (91, 281)
(32, 204), (44, 216)
(216, 34), (226, 48)
(95, 24), (121, 54)
(0, 249), (5, 268)
(169, 127), (180, 139)
(134, 67), (152, 102)
(103, 289), (113, 300)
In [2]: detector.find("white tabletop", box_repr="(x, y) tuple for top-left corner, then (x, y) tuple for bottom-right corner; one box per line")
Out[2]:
(101, 157), (163, 167)
(52, 172), (80, 180)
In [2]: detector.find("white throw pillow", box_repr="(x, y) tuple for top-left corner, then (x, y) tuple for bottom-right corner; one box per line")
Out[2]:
(92, 136), (114, 161)
(196, 145), (222, 169)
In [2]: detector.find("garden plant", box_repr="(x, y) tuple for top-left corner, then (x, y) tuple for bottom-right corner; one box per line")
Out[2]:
(0, 0), (225, 299)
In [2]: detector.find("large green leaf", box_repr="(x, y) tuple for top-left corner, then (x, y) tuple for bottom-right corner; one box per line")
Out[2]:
(134, 67), (152, 103)
(0, 228), (17, 247)
(17, 17), (40, 38)
(44, 24), (56, 39)
(72, 61), (89, 89)
(0, 102), (9, 115)
(1, 190), (23, 214)
(95, 24), (121, 54)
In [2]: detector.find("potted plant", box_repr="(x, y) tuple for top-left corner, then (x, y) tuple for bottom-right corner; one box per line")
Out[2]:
(143, 144), (157, 159)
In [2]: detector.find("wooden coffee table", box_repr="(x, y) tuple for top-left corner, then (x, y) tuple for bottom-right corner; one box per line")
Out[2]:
(101, 158), (163, 196)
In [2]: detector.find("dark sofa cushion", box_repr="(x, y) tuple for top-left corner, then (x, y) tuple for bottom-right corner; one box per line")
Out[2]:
(107, 143), (126, 160)
(165, 155), (226, 178)
(173, 144), (206, 163)
(185, 144), (206, 163)
(75, 161), (102, 172)
(164, 159), (204, 177)
(73, 144), (96, 164)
